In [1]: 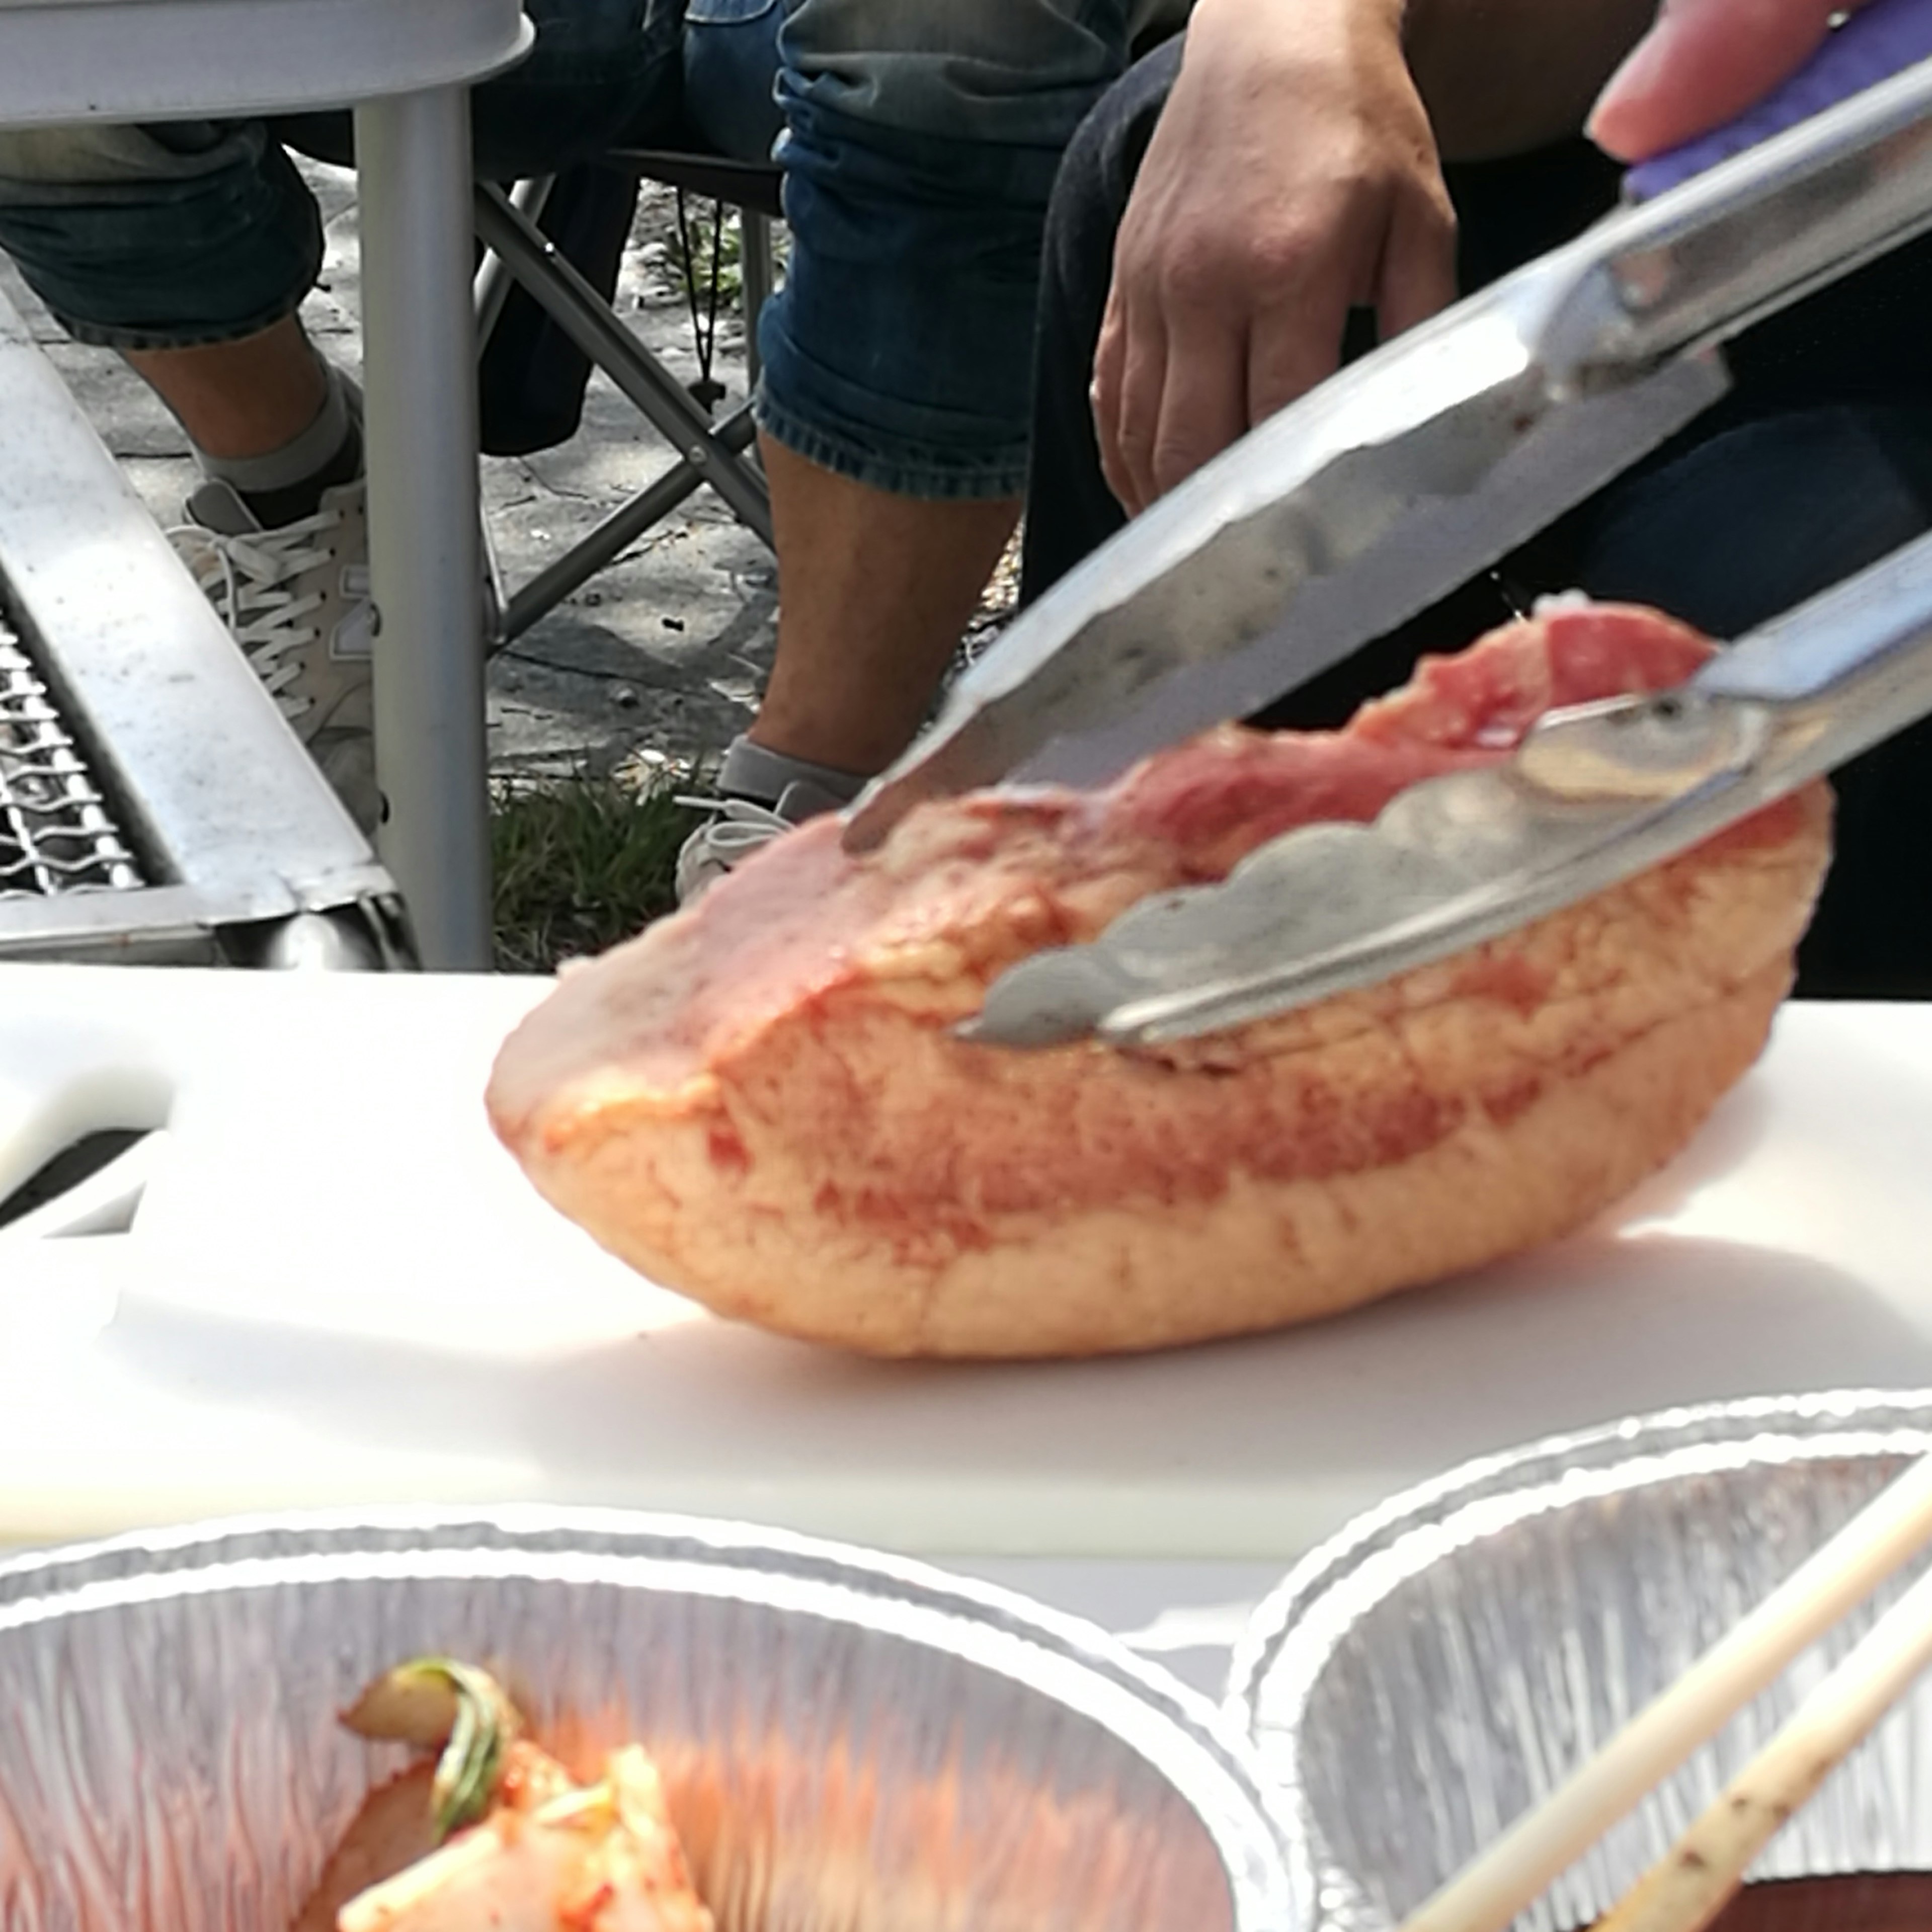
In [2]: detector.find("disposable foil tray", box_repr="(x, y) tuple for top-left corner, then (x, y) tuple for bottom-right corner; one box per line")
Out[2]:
(0, 1508), (1299, 1931)
(1229, 1390), (1932, 1932)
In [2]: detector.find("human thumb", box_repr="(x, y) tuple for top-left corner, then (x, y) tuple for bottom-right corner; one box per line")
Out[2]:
(1590, 0), (1861, 159)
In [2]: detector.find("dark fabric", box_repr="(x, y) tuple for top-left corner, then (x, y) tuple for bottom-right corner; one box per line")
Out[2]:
(273, 0), (689, 183)
(754, 0), (1135, 498)
(1021, 38), (1179, 600)
(1019, 40), (1932, 995)
(474, 163), (643, 457)
(277, 1), (681, 459)
(275, 130), (651, 457)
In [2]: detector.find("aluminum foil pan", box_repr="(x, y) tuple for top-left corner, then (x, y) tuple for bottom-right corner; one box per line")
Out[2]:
(1227, 1390), (1932, 1932)
(0, 1508), (1299, 1932)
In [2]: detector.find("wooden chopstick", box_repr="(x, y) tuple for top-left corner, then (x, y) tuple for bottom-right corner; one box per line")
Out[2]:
(1393, 1448), (1932, 1932)
(1592, 1556), (1932, 1932)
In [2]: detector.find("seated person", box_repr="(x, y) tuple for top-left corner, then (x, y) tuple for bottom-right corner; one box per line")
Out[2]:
(673, 0), (1183, 892)
(1019, 0), (1932, 996)
(0, 0), (787, 828)
(0, 0), (1167, 861)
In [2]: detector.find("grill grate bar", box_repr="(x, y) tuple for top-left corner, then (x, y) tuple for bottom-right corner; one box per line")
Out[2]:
(0, 608), (144, 899)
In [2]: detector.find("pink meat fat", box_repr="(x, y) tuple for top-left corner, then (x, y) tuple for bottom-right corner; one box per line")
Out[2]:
(489, 602), (1745, 1134)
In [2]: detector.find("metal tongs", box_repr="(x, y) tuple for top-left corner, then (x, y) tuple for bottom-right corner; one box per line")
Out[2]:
(842, 0), (1932, 1050)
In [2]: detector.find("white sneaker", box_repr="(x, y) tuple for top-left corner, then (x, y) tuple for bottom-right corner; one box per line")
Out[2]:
(172, 476), (378, 830)
(675, 776), (849, 905)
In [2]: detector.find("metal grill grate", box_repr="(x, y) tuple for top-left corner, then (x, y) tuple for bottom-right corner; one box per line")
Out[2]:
(0, 604), (144, 900)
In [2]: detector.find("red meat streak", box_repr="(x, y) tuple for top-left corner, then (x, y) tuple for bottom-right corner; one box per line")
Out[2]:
(503, 605), (1810, 1239)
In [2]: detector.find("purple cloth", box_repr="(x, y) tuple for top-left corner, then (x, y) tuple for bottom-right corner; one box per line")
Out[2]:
(1626, 0), (1932, 200)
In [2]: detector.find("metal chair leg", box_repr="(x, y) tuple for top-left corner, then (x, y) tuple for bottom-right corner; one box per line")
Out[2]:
(499, 401), (760, 643)
(741, 208), (774, 391)
(473, 183), (773, 546)
(474, 176), (556, 349)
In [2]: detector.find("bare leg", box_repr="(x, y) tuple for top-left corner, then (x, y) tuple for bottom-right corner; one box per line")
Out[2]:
(750, 434), (1021, 778)
(124, 312), (328, 459)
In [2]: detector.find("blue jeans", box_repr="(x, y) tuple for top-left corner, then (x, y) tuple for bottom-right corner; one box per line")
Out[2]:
(759, 0), (1134, 497)
(0, 0), (1136, 500)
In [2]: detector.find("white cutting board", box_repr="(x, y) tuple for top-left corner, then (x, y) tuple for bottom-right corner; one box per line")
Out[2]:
(5, 962), (1932, 1560)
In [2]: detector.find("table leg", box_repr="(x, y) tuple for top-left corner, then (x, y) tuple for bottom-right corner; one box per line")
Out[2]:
(353, 87), (493, 972)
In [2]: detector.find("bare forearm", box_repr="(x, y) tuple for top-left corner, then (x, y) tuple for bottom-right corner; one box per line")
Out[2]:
(1104, 0), (1458, 503)
(1182, 0), (1658, 165)
(1404, 0), (1661, 159)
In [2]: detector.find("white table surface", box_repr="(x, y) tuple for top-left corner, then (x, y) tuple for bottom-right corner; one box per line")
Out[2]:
(0, 0), (530, 122)
(7, 965), (1932, 1596)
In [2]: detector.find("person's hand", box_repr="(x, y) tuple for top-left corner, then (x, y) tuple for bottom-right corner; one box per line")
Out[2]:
(1091, 0), (1456, 517)
(1590, 0), (1874, 159)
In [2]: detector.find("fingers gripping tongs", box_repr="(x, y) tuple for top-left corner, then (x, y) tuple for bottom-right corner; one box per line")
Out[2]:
(841, 0), (1932, 1049)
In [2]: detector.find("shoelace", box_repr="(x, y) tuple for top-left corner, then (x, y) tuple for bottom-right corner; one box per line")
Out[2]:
(169, 503), (349, 722)
(675, 794), (792, 860)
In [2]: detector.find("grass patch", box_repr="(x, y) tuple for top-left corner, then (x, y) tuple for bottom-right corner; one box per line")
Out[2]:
(667, 196), (746, 304)
(491, 771), (700, 974)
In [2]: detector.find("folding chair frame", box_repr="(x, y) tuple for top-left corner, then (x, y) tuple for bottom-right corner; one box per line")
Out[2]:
(472, 151), (780, 649)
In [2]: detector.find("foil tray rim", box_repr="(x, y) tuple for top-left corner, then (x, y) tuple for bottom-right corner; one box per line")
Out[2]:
(1224, 1386), (1932, 1932)
(1, 1499), (1308, 1929)
(1226, 1385), (1932, 1729)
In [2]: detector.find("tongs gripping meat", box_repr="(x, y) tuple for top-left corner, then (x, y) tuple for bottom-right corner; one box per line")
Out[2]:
(845, 18), (1932, 855)
(969, 531), (1932, 1048)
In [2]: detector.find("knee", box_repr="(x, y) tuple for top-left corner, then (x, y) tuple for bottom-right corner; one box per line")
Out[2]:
(0, 126), (171, 189)
(778, 0), (1132, 148)
(519, 0), (658, 61)
(0, 126), (319, 348)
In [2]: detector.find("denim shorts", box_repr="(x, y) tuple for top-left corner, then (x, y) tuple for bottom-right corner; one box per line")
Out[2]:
(0, 0), (1139, 500)
(758, 0), (1135, 498)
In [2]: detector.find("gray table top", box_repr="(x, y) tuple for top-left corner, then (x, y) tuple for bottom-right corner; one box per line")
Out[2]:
(0, 0), (531, 124)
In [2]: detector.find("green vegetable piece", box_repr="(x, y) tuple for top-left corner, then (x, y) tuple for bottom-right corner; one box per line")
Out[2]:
(340, 1658), (523, 1841)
